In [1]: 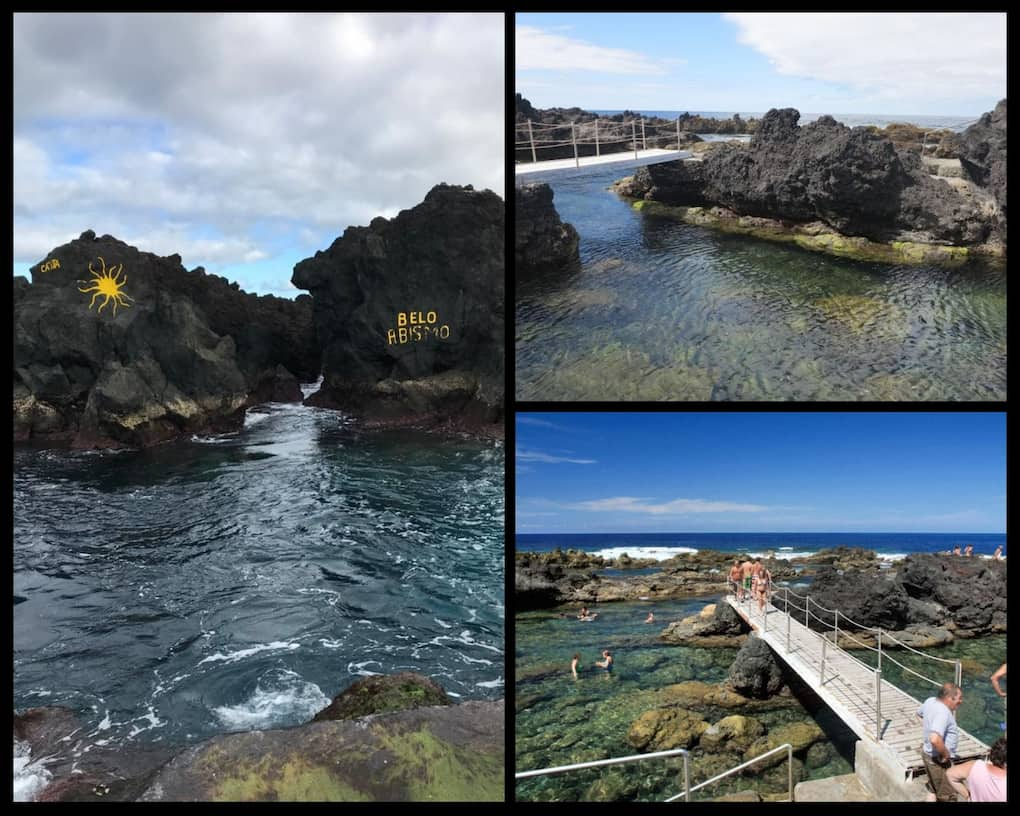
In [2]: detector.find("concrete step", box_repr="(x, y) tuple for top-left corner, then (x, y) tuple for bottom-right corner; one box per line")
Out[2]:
(794, 773), (876, 801)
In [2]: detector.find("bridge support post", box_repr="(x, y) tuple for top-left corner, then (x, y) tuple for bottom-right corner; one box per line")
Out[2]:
(641, 119), (647, 151)
(571, 122), (579, 169)
(875, 668), (883, 741)
(786, 593), (791, 653)
(955, 661), (962, 688)
(676, 116), (681, 154)
(527, 120), (536, 164)
(594, 119), (600, 157)
(877, 628), (882, 672)
(805, 596), (810, 628)
(834, 609), (839, 648)
(632, 120), (638, 160)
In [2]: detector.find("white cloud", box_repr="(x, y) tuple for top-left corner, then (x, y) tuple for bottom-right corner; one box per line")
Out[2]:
(568, 496), (768, 515)
(516, 447), (597, 465)
(13, 13), (505, 289)
(516, 25), (665, 74)
(724, 13), (1005, 110)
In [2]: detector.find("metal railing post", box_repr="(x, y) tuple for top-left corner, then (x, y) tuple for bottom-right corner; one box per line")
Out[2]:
(834, 609), (839, 648)
(527, 119), (536, 164)
(877, 628), (882, 672)
(632, 120), (638, 159)
(955, 660), (962, 688)
(594, 118), (600, 157)
(786, 590), (791, 653)
(805, 596), (810, 628)
(875, 668), (883, 741)
(641, 118), (647, 150)
(676, 116), (681, 153)
(820, 636), (826, 683)
(571, 122), (579, 169)
(787, 744), (793, 802)
(683, 754), (690, 803)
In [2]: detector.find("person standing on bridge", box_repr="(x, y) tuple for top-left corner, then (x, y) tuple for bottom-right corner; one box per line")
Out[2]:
(740, 559), (754, 602)
(917, 682), (965, 801)
(729, 560), (743, 600)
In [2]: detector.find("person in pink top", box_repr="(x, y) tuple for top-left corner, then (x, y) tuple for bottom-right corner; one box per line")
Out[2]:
(946, 737), (1007, 802)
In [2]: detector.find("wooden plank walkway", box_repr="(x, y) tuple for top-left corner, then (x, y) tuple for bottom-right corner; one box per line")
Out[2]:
(725, 594), (988, 777)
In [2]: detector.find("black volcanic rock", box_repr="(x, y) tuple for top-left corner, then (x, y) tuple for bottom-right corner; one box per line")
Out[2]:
(515, 183), (581, 277)
(625, 107), (993, 246)
(14, 231), (320, 447)
(728, 636), (784, 699)
(291, 184), (504, 425)
(958, 99), (1006, 237)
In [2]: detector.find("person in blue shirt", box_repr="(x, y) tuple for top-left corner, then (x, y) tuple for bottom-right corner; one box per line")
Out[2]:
(917, 682), (965, 801)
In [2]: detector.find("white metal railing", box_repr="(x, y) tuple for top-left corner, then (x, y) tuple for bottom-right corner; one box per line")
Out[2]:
(515, 748), (691, 801)
(514, 116), (697, 168)
(664, 743), (793, 803)
(728, 577), (964, 742)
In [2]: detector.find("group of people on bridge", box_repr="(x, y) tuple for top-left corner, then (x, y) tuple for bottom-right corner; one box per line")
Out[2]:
(728, 558), (773, 612)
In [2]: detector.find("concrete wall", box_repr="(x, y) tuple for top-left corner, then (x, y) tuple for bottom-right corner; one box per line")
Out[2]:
(854, 739), (929, 801)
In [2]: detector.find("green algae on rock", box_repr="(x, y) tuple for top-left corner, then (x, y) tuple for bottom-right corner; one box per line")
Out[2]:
(312, 672), (451, 723)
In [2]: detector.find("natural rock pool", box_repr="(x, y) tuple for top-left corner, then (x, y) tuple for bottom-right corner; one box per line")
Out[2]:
(515, 597), (1006, 802)
(515, 160), (1006, 401)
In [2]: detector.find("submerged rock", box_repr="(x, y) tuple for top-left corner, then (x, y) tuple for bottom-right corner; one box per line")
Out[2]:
(515, 183), (581, 278)
(15, 231), (318, 447)
(292, 184), (504, 427)
(627, 707), (709, 751)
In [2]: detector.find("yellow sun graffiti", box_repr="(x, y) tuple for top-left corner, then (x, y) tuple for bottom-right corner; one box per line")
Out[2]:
(79, 256), (134, 315)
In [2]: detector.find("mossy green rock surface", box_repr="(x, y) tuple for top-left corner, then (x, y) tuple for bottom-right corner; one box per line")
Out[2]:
(312, 671), (451, 722)
(139, 700), (503, 802)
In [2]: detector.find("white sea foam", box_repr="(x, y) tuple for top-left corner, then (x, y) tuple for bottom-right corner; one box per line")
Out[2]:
(13, 739), (51, 802)
(198, 641), (300, 665)
(592, 546), (698, 561)
(748, 550), (814, 561)
(213, 670), (330, 731)
(475, 677), (503, 689)
(347, 660), (383, 677)
(190, 433), (236, 445)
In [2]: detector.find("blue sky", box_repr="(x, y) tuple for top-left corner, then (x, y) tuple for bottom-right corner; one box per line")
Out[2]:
(516, 13), (1006, 117)
(14, 13), (504, 297)
(516, 413), (1006, 534)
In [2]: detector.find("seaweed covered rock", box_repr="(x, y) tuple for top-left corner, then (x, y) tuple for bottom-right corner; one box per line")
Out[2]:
(15, 231), (318, 447)
(311, 672), (451, 722)
(515, 183), (580, 277)
(627, 707), (709, 751)
(139, 700), (504, 801)
(292, 184), (504, 426)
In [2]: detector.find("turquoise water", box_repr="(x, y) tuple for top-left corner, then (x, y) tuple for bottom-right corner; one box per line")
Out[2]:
(515, 160), (1007, 401)
(515, 595), (1006, 802)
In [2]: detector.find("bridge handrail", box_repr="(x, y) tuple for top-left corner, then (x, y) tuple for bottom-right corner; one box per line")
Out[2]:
(879, 631), (962, 664)
(515, 747), (692, 802)
(663, 743), (794, 803)
(877, 650), (942, 688)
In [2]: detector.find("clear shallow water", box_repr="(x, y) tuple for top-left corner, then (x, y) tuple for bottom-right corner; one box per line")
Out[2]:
(515, 160), (1007, 401)
(14, 395), (504, 790)
(515, 598), (1006, 802)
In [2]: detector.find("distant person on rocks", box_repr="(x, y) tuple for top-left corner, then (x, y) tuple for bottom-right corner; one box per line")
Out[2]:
(594, 649), (613, 674)
(917, 682), (965, 801)
(992, 664), (1007, 697)
(964, 544), (974, 557)
(729, 561), (743, 599)
(571, 653), (581, 680)
(994, 546), (1003, 560)
(952, 545), (962, 556)
(946, 736), (1007, 802)
(645, 612), (655, 624)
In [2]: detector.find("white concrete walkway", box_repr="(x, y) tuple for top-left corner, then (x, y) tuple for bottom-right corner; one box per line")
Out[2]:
(515, 148), (683, 175)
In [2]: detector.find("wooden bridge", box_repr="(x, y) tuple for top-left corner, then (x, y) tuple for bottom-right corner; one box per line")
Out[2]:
(725, 587), (989, 779)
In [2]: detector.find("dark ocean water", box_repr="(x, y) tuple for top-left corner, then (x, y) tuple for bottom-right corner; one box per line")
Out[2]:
(13, 386), (504, 799)
(517, 532), (1006, 561)
(515, 159), (1007, 401)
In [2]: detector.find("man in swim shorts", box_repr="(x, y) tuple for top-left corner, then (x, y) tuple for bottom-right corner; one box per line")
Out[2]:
(741, 559), (754, 601)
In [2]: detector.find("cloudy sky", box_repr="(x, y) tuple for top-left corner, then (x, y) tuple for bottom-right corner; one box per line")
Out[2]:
(517, 413), (1006, 534)
(517, 12), (1005, 117)
(14, 13), (504, 296)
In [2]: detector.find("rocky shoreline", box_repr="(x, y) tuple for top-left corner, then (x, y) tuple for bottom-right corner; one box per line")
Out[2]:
(611, 102), (1006, 265)
(516, 547), (1006, 644)
(16, 673), (503, 802)
(15, 185), (505, 449)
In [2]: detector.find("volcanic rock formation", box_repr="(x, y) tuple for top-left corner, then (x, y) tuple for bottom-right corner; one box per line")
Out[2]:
(291, 184), (504, 426)
(14, 230), (320, 448)
(515, 183), (581, 278)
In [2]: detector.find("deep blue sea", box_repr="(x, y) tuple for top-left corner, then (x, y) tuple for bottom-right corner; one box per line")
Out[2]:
(595, 110), (981, 131)
(516, 532), (1005, 562)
